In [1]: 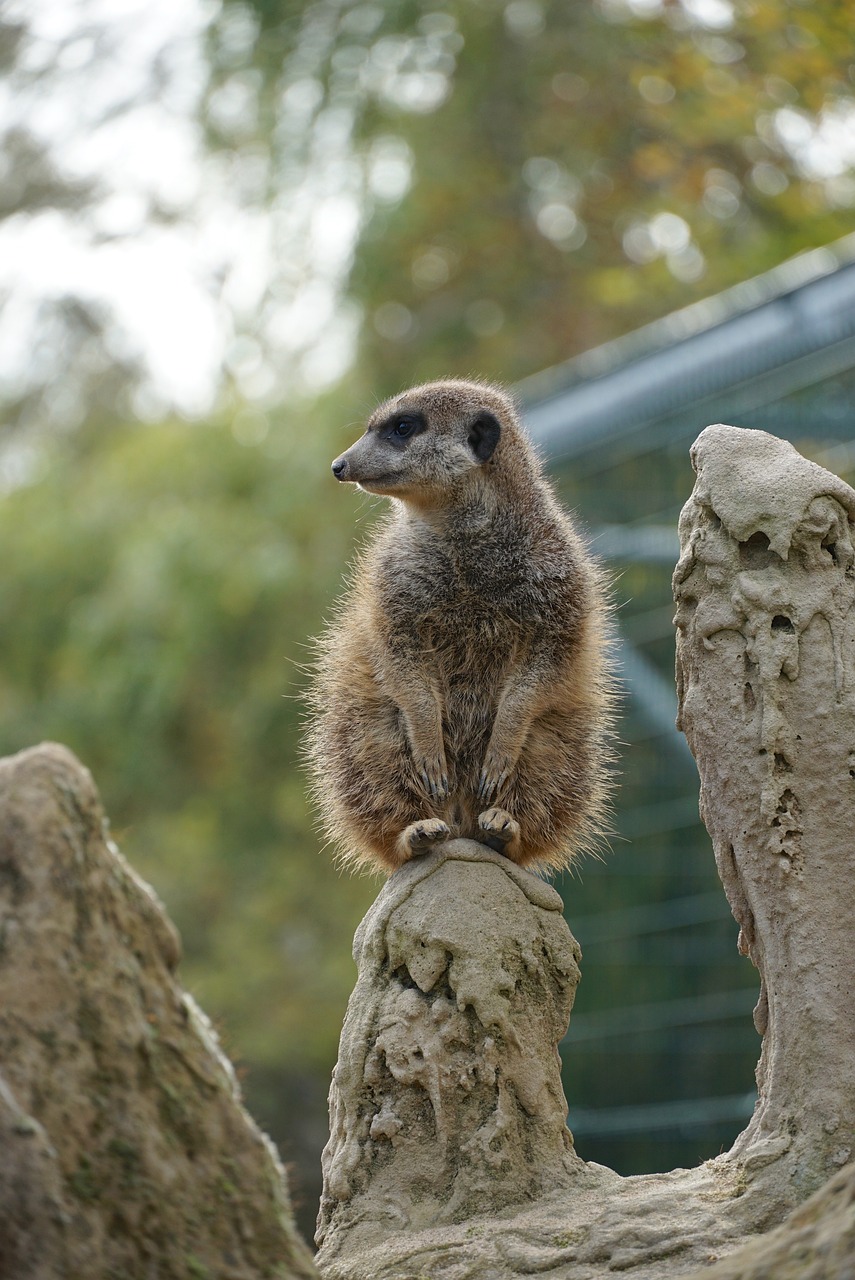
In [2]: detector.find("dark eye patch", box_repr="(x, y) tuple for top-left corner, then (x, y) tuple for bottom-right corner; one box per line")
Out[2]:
(378, 410), (426, 447)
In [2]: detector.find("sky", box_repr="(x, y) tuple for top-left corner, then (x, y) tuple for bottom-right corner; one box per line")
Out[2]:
(0, 0), (363, 423)
(0, 0), (237, 416)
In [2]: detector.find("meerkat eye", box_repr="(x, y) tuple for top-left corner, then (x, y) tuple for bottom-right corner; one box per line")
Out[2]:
(379, 409), (425, 444)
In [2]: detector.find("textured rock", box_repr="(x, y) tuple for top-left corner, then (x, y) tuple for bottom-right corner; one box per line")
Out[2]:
(0, 743), (318, 1280)
(314, 849), (767, 1280)
(679, 1158), (855, 1280)
(0, 1071), (67, 1278)
(316, 425), (855, 1278)
(674, 424), (855, 1193)
(316, 841), (583, 1260)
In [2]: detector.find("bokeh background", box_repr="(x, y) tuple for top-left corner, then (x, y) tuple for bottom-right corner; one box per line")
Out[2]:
(2, 0), (855, 1244)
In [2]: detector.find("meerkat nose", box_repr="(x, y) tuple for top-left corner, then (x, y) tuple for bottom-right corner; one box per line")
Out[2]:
(331, 457), (348, 480)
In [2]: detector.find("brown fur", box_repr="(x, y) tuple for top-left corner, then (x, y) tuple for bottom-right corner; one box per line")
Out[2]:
(305, 378), (614, 874)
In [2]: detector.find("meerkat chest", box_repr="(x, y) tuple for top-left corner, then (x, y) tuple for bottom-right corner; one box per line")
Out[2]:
(432, 608), (526, 693)
(374, 519), (570, 670)
(378, 540), (536, 629)
(381, 574), (535, 690)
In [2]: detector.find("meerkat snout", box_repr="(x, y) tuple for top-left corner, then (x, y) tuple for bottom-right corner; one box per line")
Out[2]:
(329, 414), (426, 494)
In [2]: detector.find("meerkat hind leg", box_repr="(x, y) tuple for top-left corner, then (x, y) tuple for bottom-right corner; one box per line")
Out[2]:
(396, 818), (451, 862)
(477, 808), (522, 860)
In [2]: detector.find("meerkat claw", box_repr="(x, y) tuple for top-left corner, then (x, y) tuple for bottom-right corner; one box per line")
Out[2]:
(477, 766), (509, 803)
(418, 760), (449, 800)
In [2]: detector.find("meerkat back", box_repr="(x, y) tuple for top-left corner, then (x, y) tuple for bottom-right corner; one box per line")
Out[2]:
(305, 379), (613, 875)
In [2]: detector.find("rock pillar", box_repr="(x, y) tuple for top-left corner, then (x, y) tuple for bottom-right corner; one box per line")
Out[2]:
(316, 840), (582, 1262)
(0, 743), (318, 1280)
(674, 424), (855, 1192)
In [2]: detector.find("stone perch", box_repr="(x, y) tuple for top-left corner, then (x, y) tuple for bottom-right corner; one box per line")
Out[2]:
(317, 841), (582, 1260)
(0, 743), (318, 1280)
(316, 424), (855, 1278)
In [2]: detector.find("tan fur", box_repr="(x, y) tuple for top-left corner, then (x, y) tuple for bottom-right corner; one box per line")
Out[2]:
(305, 378), (614, 874)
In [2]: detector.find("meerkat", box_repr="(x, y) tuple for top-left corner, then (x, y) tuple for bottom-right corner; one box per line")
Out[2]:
(305, 378), (613, 874)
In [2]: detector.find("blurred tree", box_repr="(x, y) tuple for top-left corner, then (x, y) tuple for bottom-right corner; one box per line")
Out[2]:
(0, 0), (203, 438)
(217, 0), (855, 394)
(0, 395), (379, 1068)
(5, 0), (854, 435)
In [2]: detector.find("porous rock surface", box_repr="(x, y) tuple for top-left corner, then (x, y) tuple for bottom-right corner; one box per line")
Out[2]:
(313, 844), (778, 1280)
(674, 424), (855, 1190)
(315, 425), (855, 1278)
(316, 841), (583, 1261)
(0, 742), (318, 1280)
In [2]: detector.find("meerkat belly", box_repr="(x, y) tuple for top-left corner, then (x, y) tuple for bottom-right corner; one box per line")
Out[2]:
(428, 610), (522, 780)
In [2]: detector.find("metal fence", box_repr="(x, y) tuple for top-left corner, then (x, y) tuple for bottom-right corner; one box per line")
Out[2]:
(520, 234), (855, 1170)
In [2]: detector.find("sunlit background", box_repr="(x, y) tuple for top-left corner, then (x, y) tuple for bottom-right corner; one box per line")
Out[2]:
(2, 0), (855, 1244)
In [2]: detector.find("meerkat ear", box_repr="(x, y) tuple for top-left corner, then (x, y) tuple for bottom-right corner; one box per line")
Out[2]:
(468, 411), (501, 463)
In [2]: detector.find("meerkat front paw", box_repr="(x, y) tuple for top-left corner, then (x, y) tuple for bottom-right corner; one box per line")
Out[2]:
(477, 749), (513, 802)
(477, 808), (522, 859)
(396, 818), (451, 861)
(416, 755), (449, 801)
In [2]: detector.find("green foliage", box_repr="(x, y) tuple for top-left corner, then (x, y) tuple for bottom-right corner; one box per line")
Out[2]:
(351, 0), (854, 390)
(0, 406), (376, 1073)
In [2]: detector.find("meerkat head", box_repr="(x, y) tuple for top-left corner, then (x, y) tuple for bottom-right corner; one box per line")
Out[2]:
(330, 379), (524, 505)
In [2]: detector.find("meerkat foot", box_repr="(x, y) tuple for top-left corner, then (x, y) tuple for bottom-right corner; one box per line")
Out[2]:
(396, 818), (451, 861)
(478, 808), (521, 859)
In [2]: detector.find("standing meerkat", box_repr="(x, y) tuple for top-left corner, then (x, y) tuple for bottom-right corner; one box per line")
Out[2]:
(306, 378), (613, 874)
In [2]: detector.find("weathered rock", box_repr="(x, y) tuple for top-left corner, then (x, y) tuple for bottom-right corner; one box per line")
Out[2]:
(674, 424), (855, 1193)
(316, 841), (583, 1259)
(316, 425), (855, 1278)
(314, 848), (767, 1280)
(680, 1157), (855, 1279)
(0, 743), (318, 1280)
(0, 1070), (67, 1278)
